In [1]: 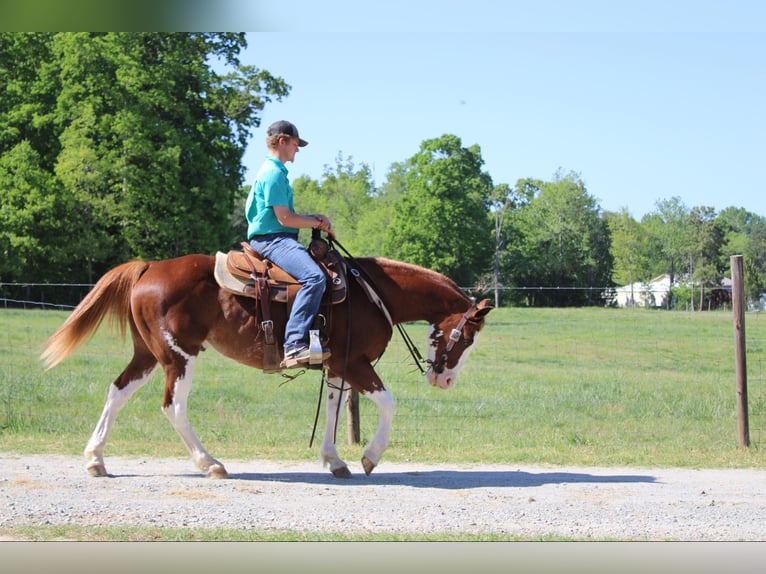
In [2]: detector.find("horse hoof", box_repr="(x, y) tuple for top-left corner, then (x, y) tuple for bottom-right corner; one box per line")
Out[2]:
(86, 463), (108, 477)
(331, 465), (352, 479)
(207, 464), (229, 479)
(361, 456), (376, 476)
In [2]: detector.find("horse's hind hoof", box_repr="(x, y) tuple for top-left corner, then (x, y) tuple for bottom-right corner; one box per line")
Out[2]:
(86, 462), (108, 477)
(207, 464), (229, 479)
(361, 456), (376, 476)
(331, 465), (352, 479)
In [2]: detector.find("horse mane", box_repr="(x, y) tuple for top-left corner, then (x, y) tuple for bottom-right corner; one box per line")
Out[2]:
(365, 257), (473, 311)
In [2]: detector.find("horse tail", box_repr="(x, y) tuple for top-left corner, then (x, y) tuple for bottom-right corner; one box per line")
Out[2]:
(40, 260), (150, 369)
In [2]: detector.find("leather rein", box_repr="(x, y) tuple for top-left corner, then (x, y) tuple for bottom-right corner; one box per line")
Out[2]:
(331, 238), (478, 375)
(308, 236), (478, 448)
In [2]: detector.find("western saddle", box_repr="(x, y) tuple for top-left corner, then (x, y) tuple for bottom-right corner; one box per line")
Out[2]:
(213, 237), (347, 373)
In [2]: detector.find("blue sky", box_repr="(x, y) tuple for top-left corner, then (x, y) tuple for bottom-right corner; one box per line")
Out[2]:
(238, 1), (765, 219)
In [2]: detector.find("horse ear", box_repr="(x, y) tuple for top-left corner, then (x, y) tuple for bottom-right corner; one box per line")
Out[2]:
(473, 298), (494, 319)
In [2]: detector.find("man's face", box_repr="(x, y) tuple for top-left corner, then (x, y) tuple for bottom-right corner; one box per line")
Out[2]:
(280, 136), (301, 163)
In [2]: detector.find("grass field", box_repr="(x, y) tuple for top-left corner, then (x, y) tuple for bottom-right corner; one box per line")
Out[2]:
(1, 306), (764, 469)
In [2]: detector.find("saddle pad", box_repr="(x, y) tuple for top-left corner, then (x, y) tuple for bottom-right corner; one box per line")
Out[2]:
(214, 251), (251, 295)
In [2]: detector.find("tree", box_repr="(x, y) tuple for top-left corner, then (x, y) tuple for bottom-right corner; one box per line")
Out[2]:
(0, 32), (289, 283)
(510, 170), (612, 306)
(0, 33), (60, 170)
(606, 208), (651, 306)
(686, 206), (725, 310)
(486, 182), (531, 307)
(718, 207), (766, 304)
(53, 33), (289, 263)
(642, 197), (691, 309)
(0, 141), (71, 282)
(0, 33), (70, 282)
(383, 134), (493, 288)
(293, 154), (380, 255)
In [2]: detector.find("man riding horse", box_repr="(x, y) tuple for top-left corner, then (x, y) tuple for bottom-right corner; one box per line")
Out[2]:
(245, 120), (332, 369)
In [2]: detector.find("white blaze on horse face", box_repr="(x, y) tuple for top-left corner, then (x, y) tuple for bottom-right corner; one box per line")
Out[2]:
(425, 325), (480, 389)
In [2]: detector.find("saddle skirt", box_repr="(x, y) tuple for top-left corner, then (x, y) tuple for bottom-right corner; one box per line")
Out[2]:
(214, 241), (347, 305)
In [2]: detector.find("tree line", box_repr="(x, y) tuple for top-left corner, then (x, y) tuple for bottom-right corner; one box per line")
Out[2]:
(2, 33), (764, 308)
(287, 160), (766, 308)
(1, 32), (287, 284)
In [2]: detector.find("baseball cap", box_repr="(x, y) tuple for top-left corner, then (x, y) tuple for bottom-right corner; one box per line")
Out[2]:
(267, 120), (308, 147)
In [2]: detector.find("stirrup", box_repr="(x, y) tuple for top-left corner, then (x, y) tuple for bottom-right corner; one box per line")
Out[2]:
(309, 329), (331, 365)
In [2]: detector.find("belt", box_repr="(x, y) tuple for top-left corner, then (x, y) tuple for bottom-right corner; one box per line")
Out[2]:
(248, 232), (299, 241)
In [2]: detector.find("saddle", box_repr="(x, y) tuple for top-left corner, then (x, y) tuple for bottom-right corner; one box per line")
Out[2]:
(214, 239), (347, 304)
(213, 237), (347, 374)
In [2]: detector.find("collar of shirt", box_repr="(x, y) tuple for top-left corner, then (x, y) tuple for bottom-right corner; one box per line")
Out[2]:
(265, 155), (288, 175)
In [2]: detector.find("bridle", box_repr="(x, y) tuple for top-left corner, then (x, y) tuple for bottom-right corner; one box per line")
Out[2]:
(329, 237), (482, 377)
(427, 302), (481, 375)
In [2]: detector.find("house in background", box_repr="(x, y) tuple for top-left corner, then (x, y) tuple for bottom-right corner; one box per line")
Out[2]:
(612, 275), (735, 309)
(612, 274), (673, 308)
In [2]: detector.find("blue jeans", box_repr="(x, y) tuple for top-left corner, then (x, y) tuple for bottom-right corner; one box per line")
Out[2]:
(249, 233), (326, 353)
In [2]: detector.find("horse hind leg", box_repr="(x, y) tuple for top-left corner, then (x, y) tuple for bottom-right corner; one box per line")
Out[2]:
(159, 343), (228, 479)
(84, 352), (158, 477)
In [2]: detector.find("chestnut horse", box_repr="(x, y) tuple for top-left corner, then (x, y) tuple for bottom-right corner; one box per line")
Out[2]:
(41, 253), (492, 479)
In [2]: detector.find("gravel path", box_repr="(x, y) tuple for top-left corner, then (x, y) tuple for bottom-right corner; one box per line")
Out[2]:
(2, 453), (766, 540)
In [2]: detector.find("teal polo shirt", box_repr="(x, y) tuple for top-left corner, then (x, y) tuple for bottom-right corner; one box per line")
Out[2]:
(245, 156), (298, 238)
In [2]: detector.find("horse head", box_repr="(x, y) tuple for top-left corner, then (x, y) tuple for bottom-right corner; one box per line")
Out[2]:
(426, 298), (493, 389)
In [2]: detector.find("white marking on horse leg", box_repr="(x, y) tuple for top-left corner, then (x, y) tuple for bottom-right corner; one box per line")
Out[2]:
(160, 331), (226, 478)
(84, 366), (156, 476)
(320, 377), (349, 474)
(162, 357), (224, 476)
(362, 388), (395, 467)
(162, 329), (193, 361)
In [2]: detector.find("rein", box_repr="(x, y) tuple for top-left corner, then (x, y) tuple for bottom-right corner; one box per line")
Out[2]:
(307, 236), (475, 448)
(331, 237), (428, 374)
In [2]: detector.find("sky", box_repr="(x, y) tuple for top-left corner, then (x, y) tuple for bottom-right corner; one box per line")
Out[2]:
(236, 0), (765, 219)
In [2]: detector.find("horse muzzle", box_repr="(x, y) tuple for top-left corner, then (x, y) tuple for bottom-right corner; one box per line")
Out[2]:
(425, 366), (456, 389)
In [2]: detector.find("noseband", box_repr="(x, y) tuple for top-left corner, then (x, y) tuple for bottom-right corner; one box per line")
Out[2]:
(428, 303), (480, 375)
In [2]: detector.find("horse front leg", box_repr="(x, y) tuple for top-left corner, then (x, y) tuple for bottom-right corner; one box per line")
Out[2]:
(84, 356), (157, 477)
(161, 353), (228, 479)
(323, 364), (394, 477)
(360, 387), (395, 475)
(320, 376), (353, 478)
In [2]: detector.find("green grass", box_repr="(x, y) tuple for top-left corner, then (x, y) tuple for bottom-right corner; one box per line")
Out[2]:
(1, 306), (765, 469)
(2, 306), (765, 541)
(1, 524), (571, 542)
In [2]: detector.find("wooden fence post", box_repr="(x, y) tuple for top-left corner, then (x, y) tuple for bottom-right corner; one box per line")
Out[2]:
(730, 255), (750, 447)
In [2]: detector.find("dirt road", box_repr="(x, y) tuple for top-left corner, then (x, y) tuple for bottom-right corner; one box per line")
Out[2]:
(2, 453), (766, 540)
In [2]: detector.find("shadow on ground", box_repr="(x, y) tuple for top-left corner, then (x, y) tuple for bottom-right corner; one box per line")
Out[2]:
(225, 468), (657, 489)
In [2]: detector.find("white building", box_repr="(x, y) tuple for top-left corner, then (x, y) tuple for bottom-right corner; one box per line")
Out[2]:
(612, 274), (673, 308)
(613, 275), (736, 309)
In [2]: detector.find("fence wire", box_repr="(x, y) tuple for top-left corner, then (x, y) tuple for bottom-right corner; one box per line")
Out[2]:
(1, 285), (763, 465)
